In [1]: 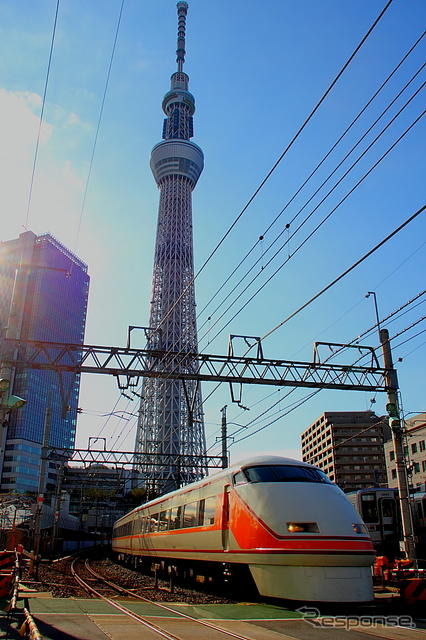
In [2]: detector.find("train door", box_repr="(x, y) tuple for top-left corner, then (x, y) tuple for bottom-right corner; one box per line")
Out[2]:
(222, 485), (230, 551)
(360, 492), (379, 544)
(378, 497), (398, 540)
(378, 495), (400, 556)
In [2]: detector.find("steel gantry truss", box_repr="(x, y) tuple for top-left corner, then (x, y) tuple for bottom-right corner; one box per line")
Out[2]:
(0, 335), (395, 496)
(44, 447), (224, 470)
(2, 337), (388, 393)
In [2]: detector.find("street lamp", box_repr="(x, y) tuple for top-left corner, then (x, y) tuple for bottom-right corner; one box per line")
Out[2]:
(4, 395), (26, 409)
(0, 378), (26, 425)
(365, 291), (381, 338)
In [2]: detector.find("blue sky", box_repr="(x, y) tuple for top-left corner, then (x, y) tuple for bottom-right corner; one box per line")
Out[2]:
(0, 0), (424, 464)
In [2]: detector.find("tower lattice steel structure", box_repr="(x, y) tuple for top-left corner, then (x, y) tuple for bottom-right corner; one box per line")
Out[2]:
(134, 1), (206, 494)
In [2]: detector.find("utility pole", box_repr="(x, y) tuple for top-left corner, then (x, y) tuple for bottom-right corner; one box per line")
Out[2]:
(51, 462), (64, 556)
(33, 391), (53, 574)
(380, 328), (416, 562)
(221, 405), (228, 469)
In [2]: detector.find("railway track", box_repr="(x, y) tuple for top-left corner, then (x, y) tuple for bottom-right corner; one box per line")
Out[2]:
(71, 557), (257, 640)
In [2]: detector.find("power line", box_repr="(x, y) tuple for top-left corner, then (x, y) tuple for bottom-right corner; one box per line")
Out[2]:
(394, 326), (426, 350)
(259, 202), (425, 347)
(399, 339), (426, 360)
(24, 0), (60, 229)
(198, 31), (425, 322)
(200, 81), (424, 345)
(230, 390), (321, 447)
(228, 317), (426, 449)
(202, 112), (425, 349)
(205, 291), (426, 451)
(207, 292), (426, 452)
(154, 0), (394, 334)
(203, 68), (424, 335)
(74, 0), (125, 252)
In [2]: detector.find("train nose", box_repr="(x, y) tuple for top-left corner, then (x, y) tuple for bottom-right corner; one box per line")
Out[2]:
(242, 482), (365, 538)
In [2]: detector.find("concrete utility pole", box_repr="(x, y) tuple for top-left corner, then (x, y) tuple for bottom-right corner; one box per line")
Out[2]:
(221, 406), (228, 469)
(380, 328), (416, 561)
(51, 462), (65, 556)
(33, 391), (53, 572)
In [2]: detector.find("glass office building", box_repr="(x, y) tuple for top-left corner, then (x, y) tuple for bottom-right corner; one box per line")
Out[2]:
(0, 231), (89, 494)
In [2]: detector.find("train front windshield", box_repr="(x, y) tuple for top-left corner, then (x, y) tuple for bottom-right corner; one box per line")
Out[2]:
(242, 465), (333, 484)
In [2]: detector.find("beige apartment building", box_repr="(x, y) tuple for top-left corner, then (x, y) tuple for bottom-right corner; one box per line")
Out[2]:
(384, 412), (426, 492)
(301, 411), (391, 492)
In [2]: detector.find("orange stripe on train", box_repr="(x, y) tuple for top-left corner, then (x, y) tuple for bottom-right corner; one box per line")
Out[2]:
(228, 487), (374, 553)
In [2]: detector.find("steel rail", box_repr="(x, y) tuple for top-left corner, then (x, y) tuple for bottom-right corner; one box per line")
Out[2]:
(70, 558), (181, 640)
(79, 558), (257, 640)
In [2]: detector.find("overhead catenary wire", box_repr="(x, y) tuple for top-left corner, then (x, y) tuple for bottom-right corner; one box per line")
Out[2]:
(153, 0), (394, 335)
(204, 249), (425, 446)
(393, 326), (426, 350)
(290, 240), (426, 360)
(206, 290), (426, 451)
(399, 339), (426, 360)
(199, 70), (425, 339)
(229, 318), (426, 448)
(197, 31), (425, 321)
(227, 314), (426, 443)
(201, 111), (425, 350)
(74, 0), (125, 253)
(258, 203), (425, 347)
(217, 258), (426, 440)
(24, 0), (60, 230)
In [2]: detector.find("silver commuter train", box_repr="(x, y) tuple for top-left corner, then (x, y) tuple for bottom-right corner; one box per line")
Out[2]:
(112, 455), (375, 602)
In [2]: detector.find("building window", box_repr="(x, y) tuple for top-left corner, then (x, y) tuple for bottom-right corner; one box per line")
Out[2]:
(411, 443), (418, 454)
(389, 450), (395, 461)
(413, 462), (420, 474)
(391, 469), (397, 479)
(420, 440), (425, 452)
(422, 460), (426, 472)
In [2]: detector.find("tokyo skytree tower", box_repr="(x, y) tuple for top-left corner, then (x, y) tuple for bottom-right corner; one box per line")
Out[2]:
(135, 2), (206, 493)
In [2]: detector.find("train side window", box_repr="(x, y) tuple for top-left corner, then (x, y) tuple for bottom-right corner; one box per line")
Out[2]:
(159, 510), (169, 531)
(198, 499), (205, 526)
(183, 502), (197, 528)
(233, 471), (247, 485)
(150, 513), (159, 532)
(360, 493), (378, 523)
(137, 514), (145, 533)
(170, 506), (182, 529)
(203, 496), (216, 525)
(381, 498), (395, 519)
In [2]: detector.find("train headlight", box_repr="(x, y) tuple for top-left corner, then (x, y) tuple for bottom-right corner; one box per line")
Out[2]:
(287, 522), (319, 533)
(352, 523), (364, 534)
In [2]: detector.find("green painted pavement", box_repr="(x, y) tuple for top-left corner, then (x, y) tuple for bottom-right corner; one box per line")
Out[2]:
(27, 598), (304, 620)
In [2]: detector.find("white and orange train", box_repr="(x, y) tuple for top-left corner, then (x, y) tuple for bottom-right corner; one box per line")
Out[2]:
(112, 456), (375, 602)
